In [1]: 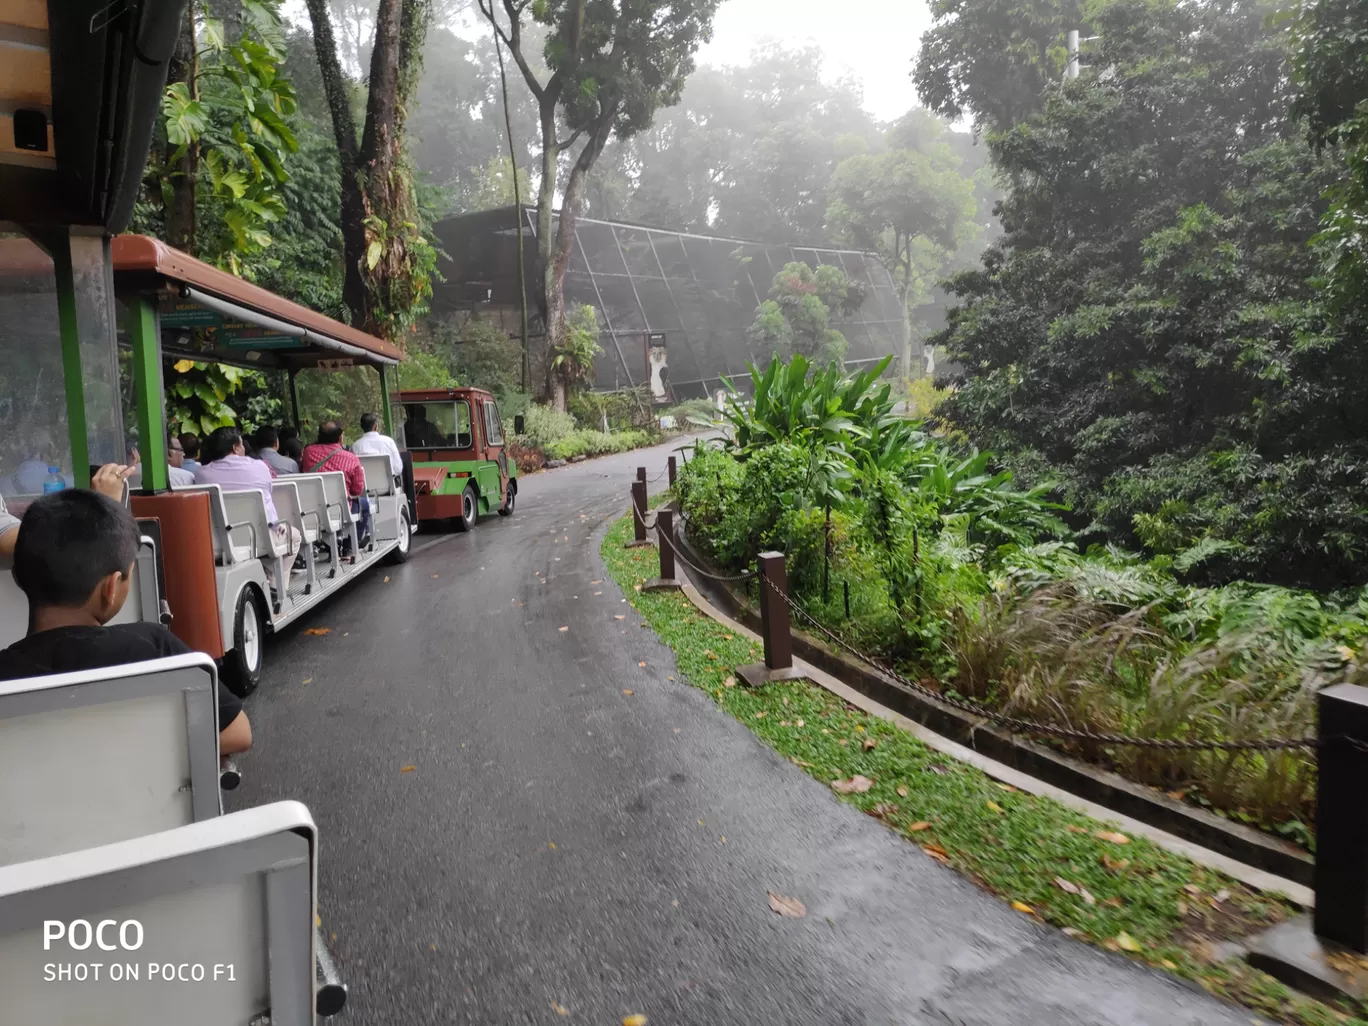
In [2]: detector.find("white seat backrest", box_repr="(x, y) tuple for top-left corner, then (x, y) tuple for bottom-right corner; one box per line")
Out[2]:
(272, 479), (306, 532)
(0, 653), (221, 865)
(0, 802), (317, 1026)
(221, 488), (276, 558)
(319, 469), (349, 506)
(290, 474), (337, 531)
(358, 454), (395, 496)
(170, 482), (237, 564)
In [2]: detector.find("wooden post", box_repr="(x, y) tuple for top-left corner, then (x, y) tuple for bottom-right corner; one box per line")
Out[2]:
(667, 455), (677, 487)
(625, 480), (653, 548)
(643, 509), (681, 591)
(637, 466), (647, 485)
(736, 551), (805, 686)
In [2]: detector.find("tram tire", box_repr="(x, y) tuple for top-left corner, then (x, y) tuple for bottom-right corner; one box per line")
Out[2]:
(453, 484), (478, 533)
(385, 507), (413, 564)
(498, 480), (516, 517)
(223, 587), (265, 698)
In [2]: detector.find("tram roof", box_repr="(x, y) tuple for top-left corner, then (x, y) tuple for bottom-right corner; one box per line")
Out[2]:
(112, 235), (401, 370)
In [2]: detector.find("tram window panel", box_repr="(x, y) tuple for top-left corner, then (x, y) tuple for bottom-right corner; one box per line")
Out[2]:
(0, 235), (75, 497)
(484, 402), (504, 446)
(400, 401), (471, 449)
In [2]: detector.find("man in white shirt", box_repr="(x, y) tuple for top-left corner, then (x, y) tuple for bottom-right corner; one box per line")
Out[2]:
(168, 436), (196, 486)
(351, 412), (402, 477)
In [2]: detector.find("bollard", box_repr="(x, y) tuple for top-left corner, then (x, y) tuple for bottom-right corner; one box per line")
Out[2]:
(668, 455), (677, 487)
(1245, 683), (1368, 999)
(625, 479), (653, 548)
(736, 551), (806, 687)
(643, 509), (682, 592)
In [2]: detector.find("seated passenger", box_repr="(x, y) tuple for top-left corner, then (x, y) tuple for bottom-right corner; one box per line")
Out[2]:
(351, 412), (402, 477)
(179, 432), (202, 475)
(196, 427), (302, 581)
(0, 490), (251, 754)
(254, 426), (299, 476)
(168, 435), (195, 486)
(279, 426), (304, 466)
(404, 405), (444, 449)
(301, 421), (370, 551)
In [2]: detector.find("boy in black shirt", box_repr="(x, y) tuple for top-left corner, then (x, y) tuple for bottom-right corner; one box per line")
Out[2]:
(0, 489), (251, 754)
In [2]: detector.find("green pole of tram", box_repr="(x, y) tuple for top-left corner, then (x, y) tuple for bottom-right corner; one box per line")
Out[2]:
(127, 296), (168, 491)
(378, 364), (394, 435)
(50, 235), (91, 488)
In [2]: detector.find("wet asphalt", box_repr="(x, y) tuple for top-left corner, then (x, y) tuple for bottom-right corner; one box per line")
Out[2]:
(230, 436), (1258, 1026)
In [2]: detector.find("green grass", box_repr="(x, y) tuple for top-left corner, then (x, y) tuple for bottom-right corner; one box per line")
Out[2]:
(601, 510), (1366, 1026)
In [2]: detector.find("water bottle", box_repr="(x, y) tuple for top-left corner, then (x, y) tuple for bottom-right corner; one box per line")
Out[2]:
(42, 466), (65, 494)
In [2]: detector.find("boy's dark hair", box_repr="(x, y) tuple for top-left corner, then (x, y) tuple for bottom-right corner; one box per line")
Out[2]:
(13, 490), (141, 607)
(317, 421), (344, 444)
(281, 436), (304, 462)
(179, 432), (200, 459)
(202, 426), (243, 464)
(279, 425), (299, 442)
(360, 412), (379, 433)
(254, 425), (279, 449)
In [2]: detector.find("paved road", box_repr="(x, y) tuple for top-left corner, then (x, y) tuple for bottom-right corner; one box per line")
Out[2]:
(231, 437), (1256, 1026)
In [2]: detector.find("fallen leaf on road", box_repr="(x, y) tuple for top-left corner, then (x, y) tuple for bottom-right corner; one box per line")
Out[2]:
(615, 615), (626, 620)
(301, 678), (313, 685)
(623, 1015), (648, 1026)
(1102, 897), (1124, 908)
(1114, 932), (1142, 952)
(591, 579), (602, 584)
(723, 676), (737, 687)
(1096, 831), (1130, 844)
(718, 835), (727, 844)
(1011, 901), (1034, 915)
(400, 765), (416, 773)
(1055, 877), (1080, 895)
(767, 891), (807, 918)
(302, 627), (331, 636)
(1080, 886), (1096, 905)
(1160, 959), (1177, 970)
(753, 711), (766, 719)
(922, 844), (950, 864)
(623, 689), (634, 695)
(383, 576), (390, 583)
(986, 800), (1004, 814)
(1182, 883), (1202, 895)
(927, 764), (947, 776)
(552, 1002), (570, 1016)
(558, 625), (569, 632)
(548, 842), (556, 850)
(1065, 825), (1088, 834)
(871, 803), (898, 817)
(430, 573), (440, 579)
(831, 775), (873, 794)
(862, 737), (877, 751)
(780, 720), (791, 727)
(996, 783), (1018, 792)
(908, 821), (932, 832)
(638, 660), (647, 667)
(794, 718), (805, 727)
(897, 786), (909, 798)
(1211, 888), (1230, 904)
(1102, 854), (1130, 872)
(594, 591), (602, 596)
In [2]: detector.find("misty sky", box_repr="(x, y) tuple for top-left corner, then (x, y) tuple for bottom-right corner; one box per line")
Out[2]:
(698, 0), (933, 123)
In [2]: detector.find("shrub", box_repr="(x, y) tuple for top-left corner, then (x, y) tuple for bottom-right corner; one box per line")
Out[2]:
(543, 429), (651, 461)
(517, 404), (577, 447)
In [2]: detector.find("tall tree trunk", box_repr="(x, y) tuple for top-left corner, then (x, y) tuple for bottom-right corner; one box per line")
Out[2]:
(536, 102), (561, 404)
(543, 111), (613, 409)
(303, 0), (364, 324)
(165, 10), (198, 253)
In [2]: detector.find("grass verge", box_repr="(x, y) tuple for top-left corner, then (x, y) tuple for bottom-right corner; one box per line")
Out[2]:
(601, 510), (1364, 1026)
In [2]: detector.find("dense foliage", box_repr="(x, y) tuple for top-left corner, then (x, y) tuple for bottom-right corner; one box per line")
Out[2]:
(920, 0), (1368, 591)
(679, 357), (1368, 834)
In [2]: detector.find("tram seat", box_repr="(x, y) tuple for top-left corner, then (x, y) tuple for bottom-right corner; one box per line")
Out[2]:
(0, 802), (318, 1026)
(169, 482), (254, 565)
(291, 473), (350, 574)
(272, 480), (318, 594)
(0, 534), (159, 650)
(0, 653), (222, 867)
(358, 454), (394, 512)
(317, 471), (361, 555)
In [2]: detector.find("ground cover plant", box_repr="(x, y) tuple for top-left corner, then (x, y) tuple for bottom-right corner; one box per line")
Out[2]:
(674, 356), (1368, 839)
(602, 511), (1366, 1026)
